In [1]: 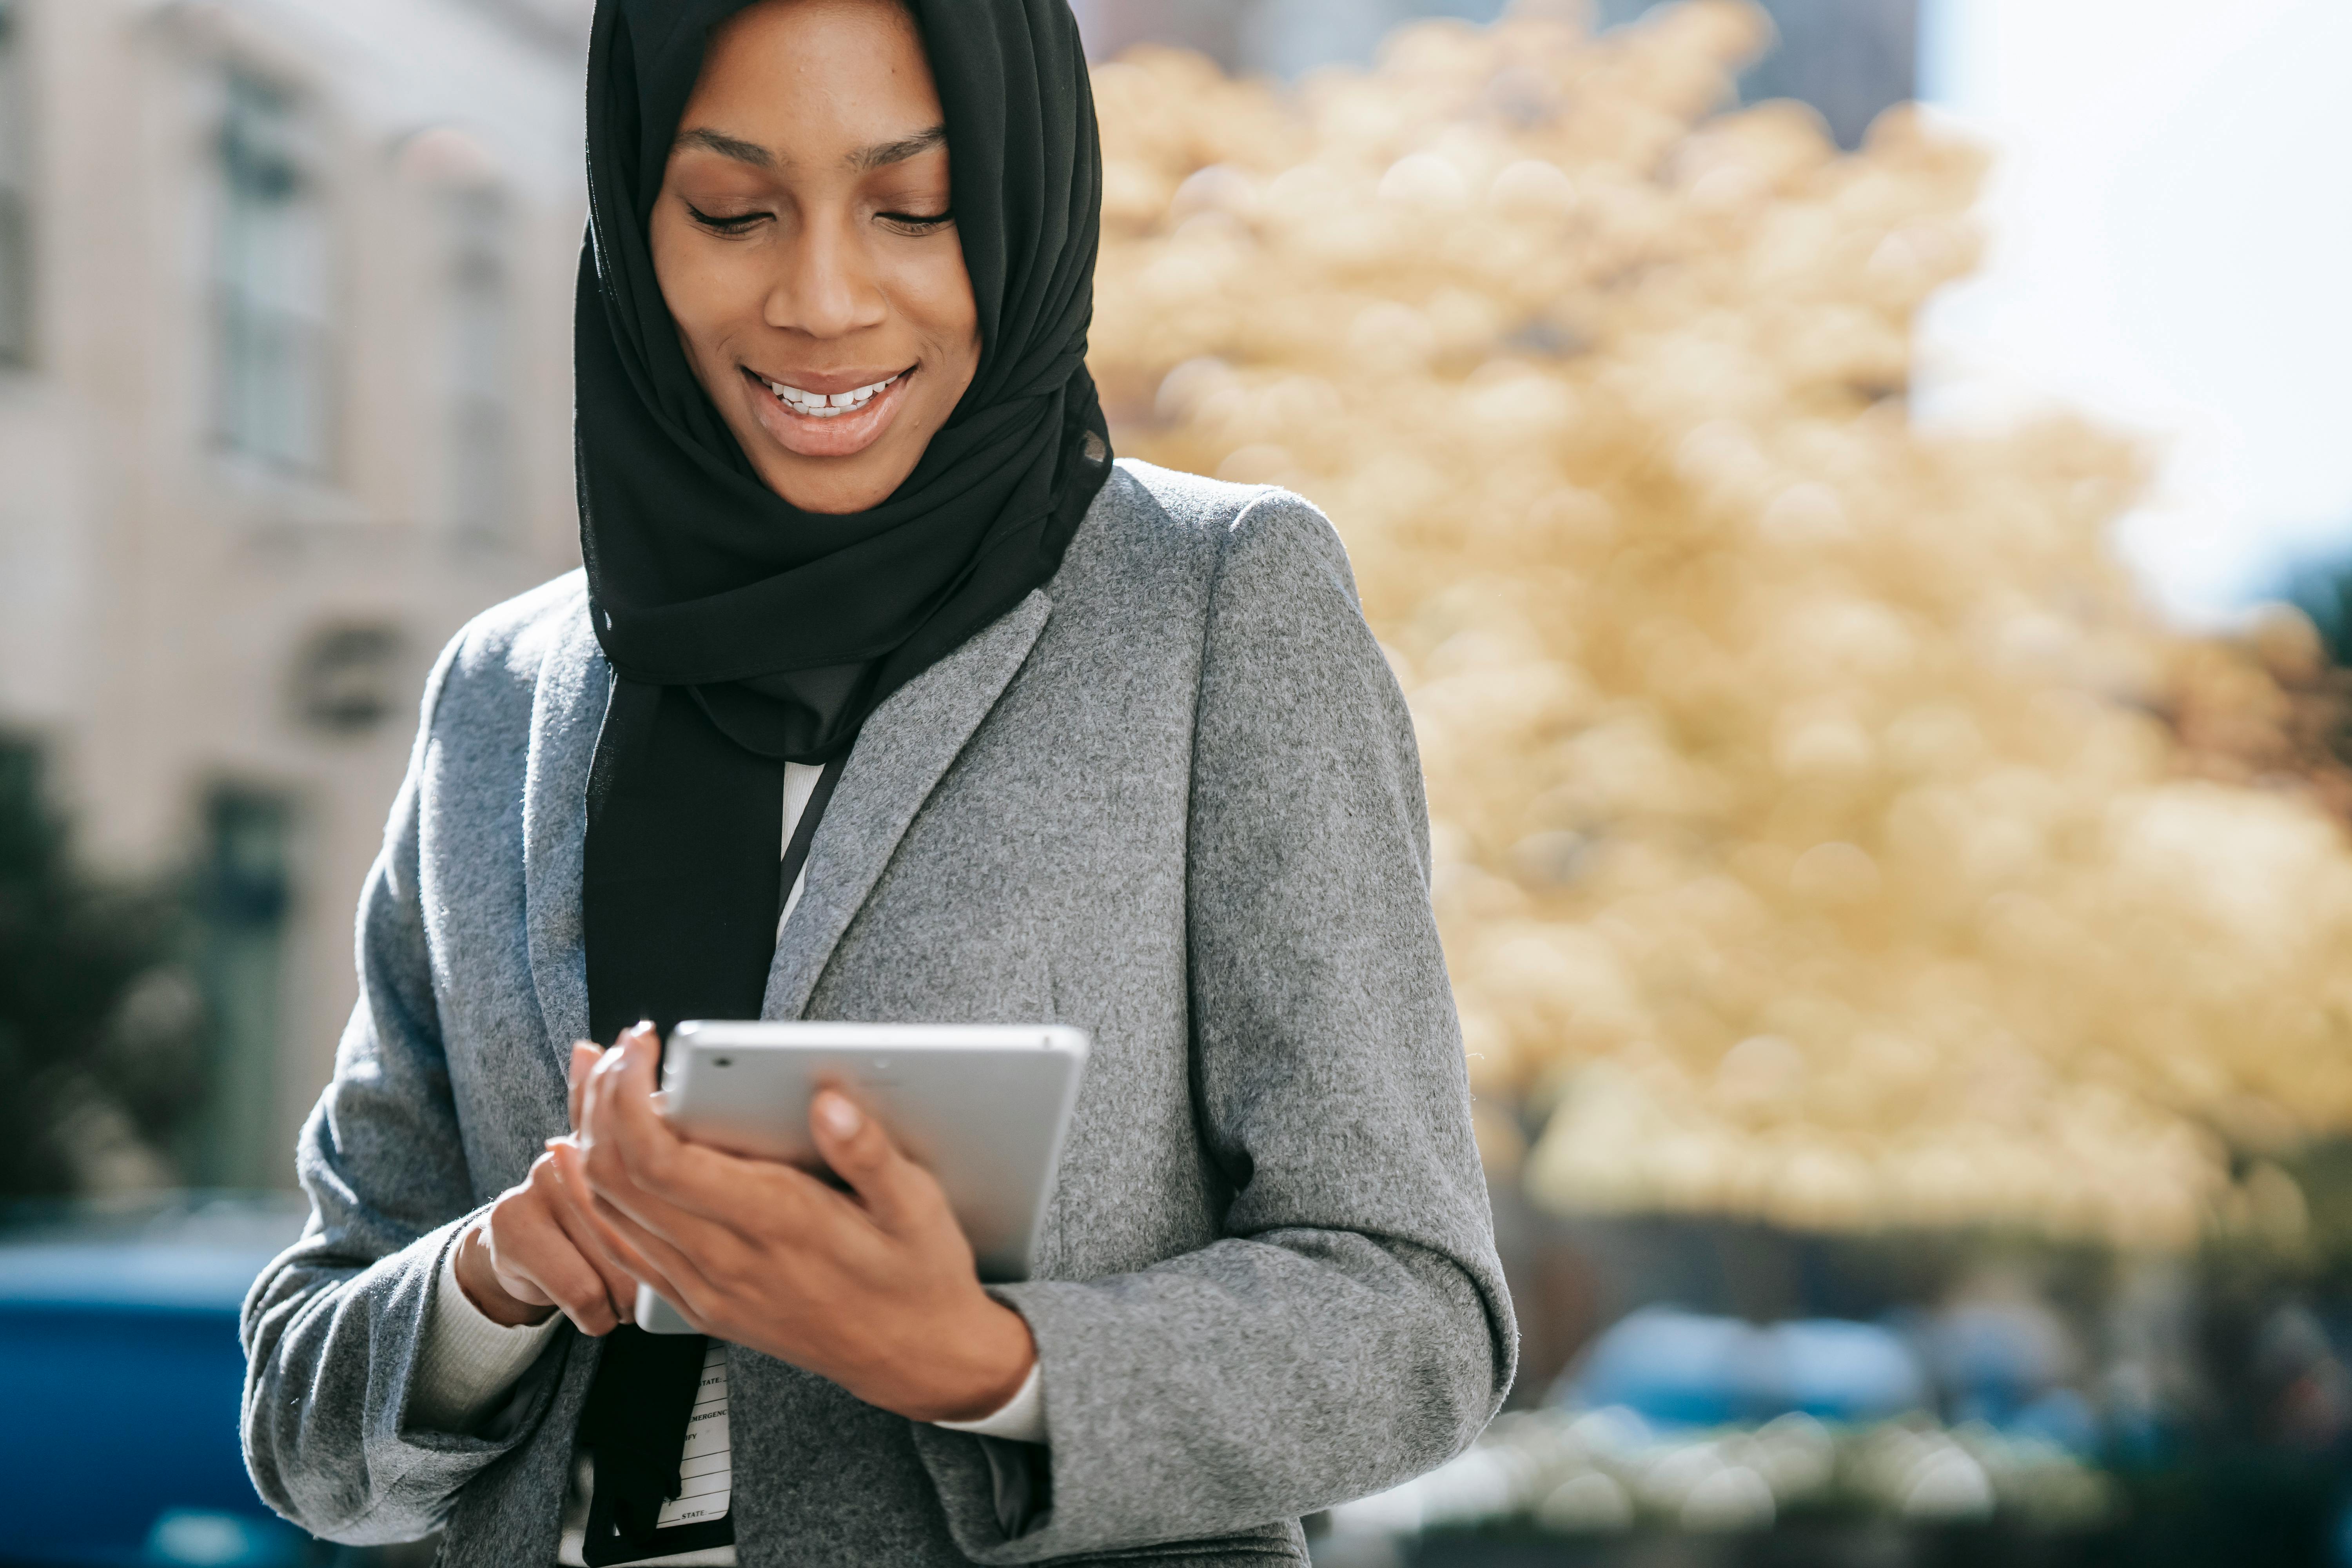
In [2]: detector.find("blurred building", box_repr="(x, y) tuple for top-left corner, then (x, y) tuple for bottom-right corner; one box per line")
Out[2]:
(1076, 0), (1916, 148)
(1599, 0), (1915, 149)
(1076, 0), (1512, 80)
(0, 0), (588, 1189)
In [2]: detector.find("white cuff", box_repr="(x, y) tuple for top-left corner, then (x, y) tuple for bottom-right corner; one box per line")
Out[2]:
(408, 1231), (566, 1433)
(932, 1359), (1045, 1444)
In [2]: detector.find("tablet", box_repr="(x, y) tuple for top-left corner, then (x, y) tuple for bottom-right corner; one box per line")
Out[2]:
(632, 1020), (1090, 1334)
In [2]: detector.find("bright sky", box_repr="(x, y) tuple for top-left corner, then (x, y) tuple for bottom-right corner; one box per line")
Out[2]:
(1914, 0), (2352, 624)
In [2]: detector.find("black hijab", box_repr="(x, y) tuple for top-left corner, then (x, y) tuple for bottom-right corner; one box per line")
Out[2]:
(577, 0), (1112, 1049)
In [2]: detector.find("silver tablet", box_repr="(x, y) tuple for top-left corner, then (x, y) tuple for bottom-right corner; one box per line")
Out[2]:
(632, 1020), (1090, 1334)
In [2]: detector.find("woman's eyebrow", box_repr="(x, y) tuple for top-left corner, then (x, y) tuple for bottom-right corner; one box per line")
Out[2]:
(677, 127), (775, 168)
(851, 124), (948, 171)
(672, 124), (946, 174)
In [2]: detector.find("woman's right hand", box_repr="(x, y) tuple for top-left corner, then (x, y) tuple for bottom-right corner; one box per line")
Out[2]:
(452, 1042), (642, 1334)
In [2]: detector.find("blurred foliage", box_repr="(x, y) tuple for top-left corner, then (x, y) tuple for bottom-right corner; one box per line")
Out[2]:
(1374, 1406), (2112, 1537)
(1379, 1401), (2344, 1564)
(2163, 605), (2352, 821)
(2280, 1138), (2352, 1291)
(1086, 0), (2352, 1247)
(0, 738), (204, 1197)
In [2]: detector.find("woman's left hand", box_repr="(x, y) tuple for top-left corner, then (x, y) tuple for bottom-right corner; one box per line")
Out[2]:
(562, 1022), (1037, 1424)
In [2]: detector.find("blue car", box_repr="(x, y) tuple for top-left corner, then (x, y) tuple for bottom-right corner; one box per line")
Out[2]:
(0, 1198), (425, 1568)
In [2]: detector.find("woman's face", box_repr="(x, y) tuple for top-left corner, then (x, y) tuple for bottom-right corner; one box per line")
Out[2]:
(652, 0), (978, 515)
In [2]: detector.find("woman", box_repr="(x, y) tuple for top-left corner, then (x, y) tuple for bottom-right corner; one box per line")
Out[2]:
(240, 0), (1514, 1563)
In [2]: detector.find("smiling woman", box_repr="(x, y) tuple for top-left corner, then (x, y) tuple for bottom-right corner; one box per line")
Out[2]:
(651, 2), (977, 506)
(238, 1), (1513, 1564)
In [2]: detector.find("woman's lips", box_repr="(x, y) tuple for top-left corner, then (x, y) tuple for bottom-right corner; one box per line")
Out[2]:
(743, 365), (916, 459)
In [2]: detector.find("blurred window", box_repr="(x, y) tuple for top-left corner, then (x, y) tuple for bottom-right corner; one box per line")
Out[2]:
(191, 787), (293, 1191)
(444, 185), (516, 540)
(289, 622), (404, 736)
(0, 0), (30, 365)
(214, 74), (334, 476)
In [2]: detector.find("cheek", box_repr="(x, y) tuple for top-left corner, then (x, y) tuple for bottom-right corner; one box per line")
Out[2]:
(651, 225), (758, 367)
(896, 250), (981, 383)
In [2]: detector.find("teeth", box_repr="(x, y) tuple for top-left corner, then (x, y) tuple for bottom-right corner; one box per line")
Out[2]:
(766, 372), (899, 417)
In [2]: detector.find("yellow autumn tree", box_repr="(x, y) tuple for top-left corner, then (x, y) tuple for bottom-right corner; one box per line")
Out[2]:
(1087, 1), (2352, 1249)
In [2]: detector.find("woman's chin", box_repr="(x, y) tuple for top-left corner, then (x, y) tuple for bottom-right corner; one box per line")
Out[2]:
(746, 370), (914, 460)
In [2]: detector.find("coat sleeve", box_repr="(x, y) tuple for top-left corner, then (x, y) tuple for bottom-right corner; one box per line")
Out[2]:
(239, 633), (568, 1544)
(913, 490), (1519, 1561)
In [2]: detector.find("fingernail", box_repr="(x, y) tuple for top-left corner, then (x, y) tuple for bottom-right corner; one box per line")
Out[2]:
(817, 1093), (862, 1140)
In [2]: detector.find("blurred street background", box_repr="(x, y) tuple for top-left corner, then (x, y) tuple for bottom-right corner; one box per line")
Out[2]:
(1, 0), (2348, 1564)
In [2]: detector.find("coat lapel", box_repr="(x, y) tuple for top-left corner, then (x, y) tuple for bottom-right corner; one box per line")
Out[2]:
(519, 586), (1052, 1051)
(522, 599), (612, 1062)
(762, 590), (1054, 1020)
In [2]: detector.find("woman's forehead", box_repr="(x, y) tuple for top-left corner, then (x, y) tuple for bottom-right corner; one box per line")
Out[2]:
(681, 0), (943, 165)
(699, 0), (929, 95)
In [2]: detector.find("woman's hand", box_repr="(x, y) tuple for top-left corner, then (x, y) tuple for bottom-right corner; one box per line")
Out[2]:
(451, 1043), (644, 1334)
(568, 1023), (1036, 1423)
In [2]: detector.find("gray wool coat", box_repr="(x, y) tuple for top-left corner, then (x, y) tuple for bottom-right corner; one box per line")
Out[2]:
(240, 459), (1517, 1567)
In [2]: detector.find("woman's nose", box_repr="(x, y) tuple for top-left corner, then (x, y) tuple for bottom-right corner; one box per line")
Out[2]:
(766, 216), (889, 339)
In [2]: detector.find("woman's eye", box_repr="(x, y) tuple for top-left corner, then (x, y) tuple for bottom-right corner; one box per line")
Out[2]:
(686, 203), (769, 234)
(878, 210), (954, 234)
